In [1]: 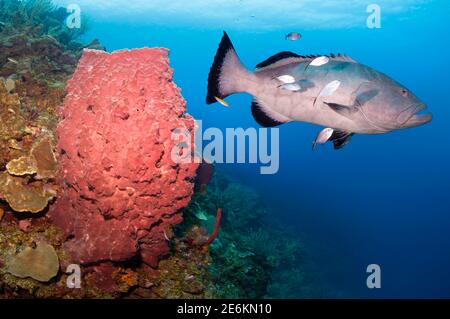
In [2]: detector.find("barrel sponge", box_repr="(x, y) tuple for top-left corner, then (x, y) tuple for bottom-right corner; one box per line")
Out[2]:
(48, 48), (199, 267)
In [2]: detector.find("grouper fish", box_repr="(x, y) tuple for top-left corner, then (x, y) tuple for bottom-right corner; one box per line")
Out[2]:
(206, 32), (432, 149)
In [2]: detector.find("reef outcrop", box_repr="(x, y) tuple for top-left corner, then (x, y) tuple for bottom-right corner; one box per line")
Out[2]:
(48, 48), (199, 267)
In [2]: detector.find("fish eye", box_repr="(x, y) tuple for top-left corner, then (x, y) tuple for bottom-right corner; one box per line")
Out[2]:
(401, 89), (409, 97)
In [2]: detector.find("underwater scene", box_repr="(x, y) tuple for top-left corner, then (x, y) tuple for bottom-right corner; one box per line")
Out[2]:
(0, 0), (449, 300)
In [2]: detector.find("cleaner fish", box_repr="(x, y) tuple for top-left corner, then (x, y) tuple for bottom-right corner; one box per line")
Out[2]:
(206, 32), (432, 149)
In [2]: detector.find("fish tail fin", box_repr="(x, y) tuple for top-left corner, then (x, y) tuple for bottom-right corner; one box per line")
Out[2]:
(206, 31), (251, 104)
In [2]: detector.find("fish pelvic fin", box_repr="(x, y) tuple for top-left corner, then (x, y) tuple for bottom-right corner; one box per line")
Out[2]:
(330, 130), (354, 150)
(251, 99), (291, 127)
(206, 31), (251, 104)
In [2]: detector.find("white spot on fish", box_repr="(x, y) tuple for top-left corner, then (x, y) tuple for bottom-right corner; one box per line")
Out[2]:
(313, 128), (334, 150)
(310, 56), (330, 67)
(276, 75), (296, 84)
(280, 83), (302, 92)
(315, 80), (341, 106)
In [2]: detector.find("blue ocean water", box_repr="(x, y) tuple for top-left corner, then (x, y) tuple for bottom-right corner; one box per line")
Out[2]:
(58, 0), (449, 298)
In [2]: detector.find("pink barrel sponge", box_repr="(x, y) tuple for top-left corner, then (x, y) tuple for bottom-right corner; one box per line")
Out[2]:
(49, 48), (198, 267)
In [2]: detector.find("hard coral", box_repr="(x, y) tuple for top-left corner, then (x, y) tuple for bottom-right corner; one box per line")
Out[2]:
(5, 136), (57, 178)
(6, 242), (59, 282)
(0, 1), (84, 217)
(6, 155), (37, 176)
(0, 221), (69, 298)
(49, 49), (199, 267)
(30, 136), (57, 179)
(0, 172), (54, 213)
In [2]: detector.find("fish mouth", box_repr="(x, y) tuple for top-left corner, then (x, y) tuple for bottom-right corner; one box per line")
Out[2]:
(398, 104), (433, 129)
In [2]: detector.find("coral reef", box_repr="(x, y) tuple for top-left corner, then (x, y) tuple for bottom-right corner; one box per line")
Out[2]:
(0, 0), (318, 299)
(0, 0), (88, 217)
(1, 1), (206, 298)
(0, 219), (69, 298)
(181, 172), (322, 299)
(136, 230), (215, 299)
(0, 0), (88, 51)
(0, 0), (89, 298)
(48, 48), (199, 267)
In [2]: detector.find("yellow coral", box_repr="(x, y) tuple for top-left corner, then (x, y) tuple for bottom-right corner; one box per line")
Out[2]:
(6, 156), (38, 176)
(113, 268), (139, 293)
(8, 139), (24, 150)
(0, 172), (54, 213)
(121, 271), (139, 287)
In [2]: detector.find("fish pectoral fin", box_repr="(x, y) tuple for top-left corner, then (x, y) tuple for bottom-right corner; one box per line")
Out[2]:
(324, 102), (358, 118)
(251, 99), (291, 128)
(330, 130), (354, 150)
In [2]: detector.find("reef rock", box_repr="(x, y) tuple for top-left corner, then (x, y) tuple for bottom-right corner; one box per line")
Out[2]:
(49, 49), (198, 267)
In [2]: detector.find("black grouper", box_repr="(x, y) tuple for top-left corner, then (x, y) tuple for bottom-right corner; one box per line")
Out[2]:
(206, 32), (432, 149)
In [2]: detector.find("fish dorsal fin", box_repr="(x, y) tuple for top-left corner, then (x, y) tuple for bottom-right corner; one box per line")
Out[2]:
(256, 51), (301, 69)
(255, 52), (357, 72)
(328, 54), (357, 63)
